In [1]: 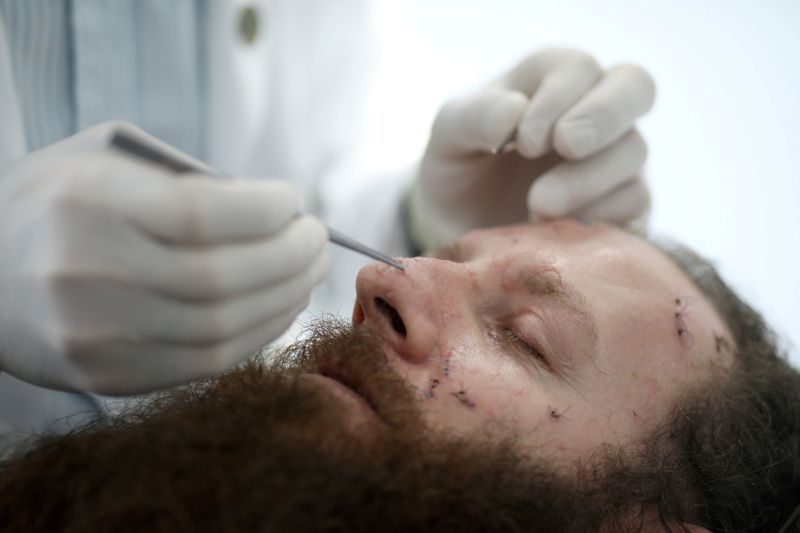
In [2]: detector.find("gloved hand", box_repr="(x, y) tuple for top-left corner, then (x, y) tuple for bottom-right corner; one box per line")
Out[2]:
(410, 48), (655, 250)
(0, 122), (329, 395)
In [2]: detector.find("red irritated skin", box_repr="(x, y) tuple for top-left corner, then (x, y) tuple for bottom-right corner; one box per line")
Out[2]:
(351, 220), (734, 468)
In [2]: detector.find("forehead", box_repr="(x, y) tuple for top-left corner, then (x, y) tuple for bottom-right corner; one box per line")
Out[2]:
(457, 221), (661, 274)
(458, 220), (734, 364)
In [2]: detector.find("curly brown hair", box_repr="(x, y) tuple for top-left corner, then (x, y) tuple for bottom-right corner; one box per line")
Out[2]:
(630, 239), (800, 532)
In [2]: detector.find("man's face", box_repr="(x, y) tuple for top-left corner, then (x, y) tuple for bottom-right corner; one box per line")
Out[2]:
(0, 222), (735, 530)
(345, 220), (733, 465)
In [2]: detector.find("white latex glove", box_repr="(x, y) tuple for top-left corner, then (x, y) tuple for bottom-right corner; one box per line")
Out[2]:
(410, 48), (656, 249)
(0, 122), (330, 395)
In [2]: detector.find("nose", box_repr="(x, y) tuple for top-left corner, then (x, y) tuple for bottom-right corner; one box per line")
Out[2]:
(352, 258), (468, 364)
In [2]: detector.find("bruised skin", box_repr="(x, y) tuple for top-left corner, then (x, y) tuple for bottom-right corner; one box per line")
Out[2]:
(352, 220), (734, 468)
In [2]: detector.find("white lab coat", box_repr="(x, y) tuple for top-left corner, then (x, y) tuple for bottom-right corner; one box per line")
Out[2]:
(0, 0), (414, 439)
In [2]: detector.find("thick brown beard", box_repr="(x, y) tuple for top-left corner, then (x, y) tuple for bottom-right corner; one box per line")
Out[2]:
(0, 318), (632, 532)
(269, 317), (426, 439)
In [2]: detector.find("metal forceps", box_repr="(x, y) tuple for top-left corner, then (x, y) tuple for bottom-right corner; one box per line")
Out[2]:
(109, 130), (406, 270)
(491, 128), (518, 155)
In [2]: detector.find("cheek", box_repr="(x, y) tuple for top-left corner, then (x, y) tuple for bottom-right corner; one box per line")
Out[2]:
(587, 349), (686, 444)
(412, 349), (623, 464)
(415, 346), (557, 439)
(595, 309), (678, 405)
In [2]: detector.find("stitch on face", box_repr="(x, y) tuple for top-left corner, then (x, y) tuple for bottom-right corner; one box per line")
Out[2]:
(713, 331), (732, 354)
(425, 378), (440, 398)
(674, 298), (694, 349)
(451, 389), (476, 409)
(548, 405), (572, 421)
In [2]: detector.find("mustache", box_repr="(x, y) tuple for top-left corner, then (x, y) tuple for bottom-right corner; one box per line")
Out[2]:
(268, 318), (424, 431)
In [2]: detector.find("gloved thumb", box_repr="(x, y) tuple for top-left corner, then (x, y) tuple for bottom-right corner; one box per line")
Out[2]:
(427, 88), (527, 157)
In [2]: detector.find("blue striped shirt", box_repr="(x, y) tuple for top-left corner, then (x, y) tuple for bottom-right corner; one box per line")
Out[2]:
(0, 0), (204, 157)
(0, 0), (210, 433)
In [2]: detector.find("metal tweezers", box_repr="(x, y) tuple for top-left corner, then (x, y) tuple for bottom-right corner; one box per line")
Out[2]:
(109, 131), (405, 270)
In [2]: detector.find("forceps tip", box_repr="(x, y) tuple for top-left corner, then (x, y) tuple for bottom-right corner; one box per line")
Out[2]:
(492, 128), (517, 155)
(388, 259), (407, 271)
(327, 227), (407, 271)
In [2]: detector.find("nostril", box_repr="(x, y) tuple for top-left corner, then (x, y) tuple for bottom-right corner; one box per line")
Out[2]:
(352, 301), (366, 324)
(374, 297), (407, 336)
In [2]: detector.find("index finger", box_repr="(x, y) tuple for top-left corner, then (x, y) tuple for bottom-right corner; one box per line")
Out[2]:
(137, 176), (302, 244)
(553, 64), (655, 160)
(98, 159), (302, 244)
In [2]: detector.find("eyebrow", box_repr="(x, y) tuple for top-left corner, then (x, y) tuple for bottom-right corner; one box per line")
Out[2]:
(517, 269), (599, 365)
(431, 243), (599, 364)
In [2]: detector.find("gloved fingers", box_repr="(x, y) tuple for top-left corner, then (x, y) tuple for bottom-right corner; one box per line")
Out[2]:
(499, 48), (601, 96)
(514, 55), (603, 158)
(117, 171), (304, 244)
(67, 150), (304, 244)
(141, 215), (329, 300)
(142, 251), (329, 344)
(553, 64), (655, 160)
(54, 250), (328, 347)
(49, 159), (327, 300)
(571, 177), (651, 224)
(528, 129), (647, 218)
(69, 298), (310, 395)
(428, 88), (528, 157)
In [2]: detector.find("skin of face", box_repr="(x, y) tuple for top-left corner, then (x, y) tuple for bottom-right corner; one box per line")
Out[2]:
(351, 220), (734, 467)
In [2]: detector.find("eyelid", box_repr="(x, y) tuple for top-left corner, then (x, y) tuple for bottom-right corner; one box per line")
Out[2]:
(510, 266), (596, 372)
(504, 329), (553, 372)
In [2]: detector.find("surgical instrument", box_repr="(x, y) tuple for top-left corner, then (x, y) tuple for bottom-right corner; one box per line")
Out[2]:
(109, 131), (406, 270)
(491, 128), (517, 155)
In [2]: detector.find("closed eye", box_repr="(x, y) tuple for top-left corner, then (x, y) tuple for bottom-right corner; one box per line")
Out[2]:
(504, 330), (552, 371)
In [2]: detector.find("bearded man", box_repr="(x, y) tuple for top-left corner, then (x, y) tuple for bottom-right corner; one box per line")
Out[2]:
(1, 220), (798, 532)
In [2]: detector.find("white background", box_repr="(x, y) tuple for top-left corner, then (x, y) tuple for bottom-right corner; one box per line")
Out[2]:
(356, 0), (800, 364)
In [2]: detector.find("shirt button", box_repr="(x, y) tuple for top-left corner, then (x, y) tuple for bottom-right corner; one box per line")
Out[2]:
(238, 5), (262, 45)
